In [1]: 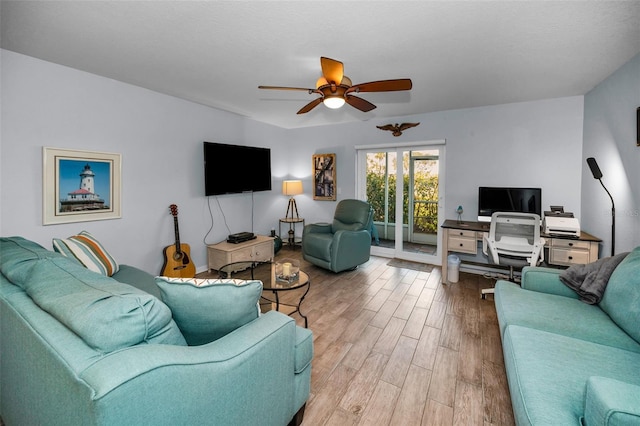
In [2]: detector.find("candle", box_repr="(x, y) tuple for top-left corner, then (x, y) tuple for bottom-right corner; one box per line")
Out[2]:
(282, 262), (291, 277)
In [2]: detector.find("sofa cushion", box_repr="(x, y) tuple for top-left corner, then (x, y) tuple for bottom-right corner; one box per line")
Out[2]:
(24, 257), (186, 353)
(502, 325), (640, 426)
(155, 277), (262, 346)
(599, 246), (640, 343)
(584, 377), (640, 425)
(0, 237), (62, 284)
(495, 281), (640, 353)
(113, 265), (162, 298)
(53, 231), (119, 276)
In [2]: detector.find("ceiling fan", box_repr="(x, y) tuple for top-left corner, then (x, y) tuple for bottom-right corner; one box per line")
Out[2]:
(258, 57), (412, 115)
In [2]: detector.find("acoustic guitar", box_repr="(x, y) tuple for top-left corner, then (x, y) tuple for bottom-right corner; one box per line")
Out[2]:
(161, 204), (196, 278)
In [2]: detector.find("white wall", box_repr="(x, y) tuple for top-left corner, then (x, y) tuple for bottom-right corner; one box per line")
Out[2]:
(2, 49), (588, 273)
(287, 97), (585, 231)
(1, 50), (287, 273)
(582, 53), (640, 255)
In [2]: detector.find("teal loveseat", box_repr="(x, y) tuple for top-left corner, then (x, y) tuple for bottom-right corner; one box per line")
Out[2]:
(0, 237), (312, 426)
(494, 246), (640, 425)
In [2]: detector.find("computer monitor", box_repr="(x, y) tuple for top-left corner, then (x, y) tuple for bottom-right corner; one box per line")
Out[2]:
(477, 187), (542, 222)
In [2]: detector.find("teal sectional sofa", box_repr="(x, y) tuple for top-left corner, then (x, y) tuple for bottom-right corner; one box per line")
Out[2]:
(494, 246), (640, 425)
(0, 237), (312, 426)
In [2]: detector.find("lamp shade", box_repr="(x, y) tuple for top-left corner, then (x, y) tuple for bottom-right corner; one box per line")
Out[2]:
(282, 180), (303, 196)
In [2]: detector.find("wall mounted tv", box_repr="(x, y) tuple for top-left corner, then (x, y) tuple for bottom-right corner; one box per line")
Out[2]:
(204, 142), (272, 196)
(477, 187), (542, 222)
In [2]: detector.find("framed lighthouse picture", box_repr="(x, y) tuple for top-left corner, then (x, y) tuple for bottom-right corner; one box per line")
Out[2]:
(43, 147), (121, 225)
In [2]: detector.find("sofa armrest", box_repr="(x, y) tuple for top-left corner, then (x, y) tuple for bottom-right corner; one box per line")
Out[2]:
(520, 266), (580, 299)
(584, 377), (640, 426)
(331, 229), (371, 264)
(79, 311), (306, 425)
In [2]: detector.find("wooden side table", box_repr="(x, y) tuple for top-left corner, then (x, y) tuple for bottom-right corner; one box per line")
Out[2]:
(206, 235), (274, 272)
(279, 218), (305, 247)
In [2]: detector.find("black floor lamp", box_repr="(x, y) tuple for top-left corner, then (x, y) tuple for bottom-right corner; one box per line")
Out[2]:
(586, 157), (615, 256)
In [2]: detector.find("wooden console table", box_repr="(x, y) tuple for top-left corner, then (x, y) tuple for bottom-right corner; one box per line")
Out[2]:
(441, 219), (601, 284)
(207, 235), (274, 272)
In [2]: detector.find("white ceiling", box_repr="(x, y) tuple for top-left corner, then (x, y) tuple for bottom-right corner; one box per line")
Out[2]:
(2, 1), (640, 129)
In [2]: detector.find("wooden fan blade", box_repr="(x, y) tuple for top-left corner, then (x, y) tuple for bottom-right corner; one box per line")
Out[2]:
(347, 79), (412, 93)
(258, 85), (315, 93)
(320, 57), (344, 85)
(345, 95), (377, 112)
(297, 97), (324, 114)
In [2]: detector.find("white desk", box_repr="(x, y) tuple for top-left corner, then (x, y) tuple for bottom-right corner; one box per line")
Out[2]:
(441, 219), (601, 284)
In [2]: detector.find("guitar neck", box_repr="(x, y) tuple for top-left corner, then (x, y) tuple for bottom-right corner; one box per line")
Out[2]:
(173, 216), (182, 254)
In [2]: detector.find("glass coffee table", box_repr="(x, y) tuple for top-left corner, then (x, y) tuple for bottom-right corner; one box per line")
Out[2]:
(218, 261), (310, 328)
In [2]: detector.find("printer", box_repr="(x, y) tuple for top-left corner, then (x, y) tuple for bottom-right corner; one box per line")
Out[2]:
(543, 207), (580, 237)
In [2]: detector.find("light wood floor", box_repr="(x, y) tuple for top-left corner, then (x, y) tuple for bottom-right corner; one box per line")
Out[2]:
(272, 247), (515, 426)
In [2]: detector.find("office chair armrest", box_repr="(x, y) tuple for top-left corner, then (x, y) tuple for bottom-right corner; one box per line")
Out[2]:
(521, 266), (580, 299)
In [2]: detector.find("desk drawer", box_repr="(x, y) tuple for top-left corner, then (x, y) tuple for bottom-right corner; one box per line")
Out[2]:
(448, 229), (476, 239)
(448, 235), (477, 254)
(551, 239), (591, 250)
(549, 247), (591, 266)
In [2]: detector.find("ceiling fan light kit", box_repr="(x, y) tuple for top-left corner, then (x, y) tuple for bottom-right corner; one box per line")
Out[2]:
(323, 97), (345, 109)
(259, 57), (412, 115)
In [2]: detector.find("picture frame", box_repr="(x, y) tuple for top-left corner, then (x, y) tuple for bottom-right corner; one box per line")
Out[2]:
(42, 147), (121, 225)
(636, 106), (639, 147)
(312, 153), (336, 201)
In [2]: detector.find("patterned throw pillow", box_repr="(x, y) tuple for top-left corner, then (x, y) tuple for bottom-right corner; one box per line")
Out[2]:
(52, 231), (119, 276)
(155, 276), (263, 346)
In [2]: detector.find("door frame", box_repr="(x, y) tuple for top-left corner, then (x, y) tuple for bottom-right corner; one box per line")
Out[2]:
(355, 140), (446, 265)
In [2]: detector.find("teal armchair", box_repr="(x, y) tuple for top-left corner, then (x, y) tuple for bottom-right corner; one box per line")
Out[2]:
(302, 199), (373, 273)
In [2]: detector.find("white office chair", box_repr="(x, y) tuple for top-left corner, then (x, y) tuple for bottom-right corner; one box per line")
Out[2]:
(481, 212), (545, 299)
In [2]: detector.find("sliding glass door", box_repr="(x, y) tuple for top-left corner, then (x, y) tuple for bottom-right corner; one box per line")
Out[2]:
(356, 141), (445, 264)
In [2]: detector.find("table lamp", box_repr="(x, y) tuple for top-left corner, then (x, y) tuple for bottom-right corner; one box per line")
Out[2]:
(586, 157), (615, 256)
(282, 180), (303, 220)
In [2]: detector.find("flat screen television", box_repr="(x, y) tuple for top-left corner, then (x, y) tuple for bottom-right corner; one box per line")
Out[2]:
(478, 187), (542, 222)
(204, 142), (272, 196)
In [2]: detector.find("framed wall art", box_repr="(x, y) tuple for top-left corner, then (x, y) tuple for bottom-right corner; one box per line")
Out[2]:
(42, 147), (121, 225)
(312, 153), (336, 201)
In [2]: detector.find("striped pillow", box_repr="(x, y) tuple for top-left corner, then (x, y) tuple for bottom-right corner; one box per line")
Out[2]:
(53, 231), (119, 276)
